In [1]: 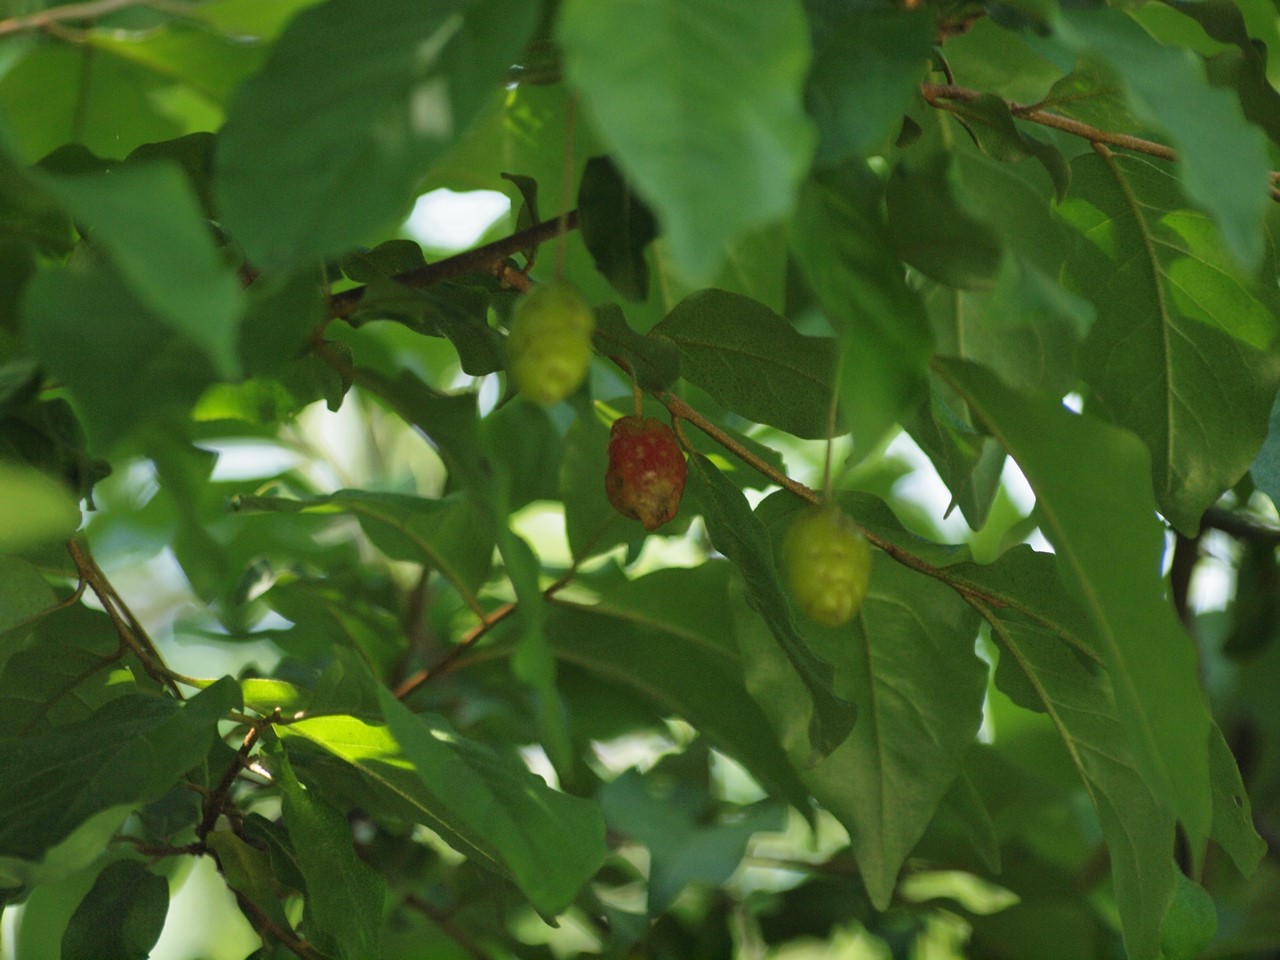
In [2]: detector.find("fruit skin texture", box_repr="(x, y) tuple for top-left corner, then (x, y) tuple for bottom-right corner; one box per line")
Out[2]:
(782, 505), (872, 627)
(605, 416), (687, 531)
(507, 281), (595, 405)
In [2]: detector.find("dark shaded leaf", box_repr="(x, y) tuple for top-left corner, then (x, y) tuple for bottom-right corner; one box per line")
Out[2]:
(686, 453), (854, 759)
(61, 860), (167, 960)
(578, 156), (657, 301)
(653, 290), (838, 440)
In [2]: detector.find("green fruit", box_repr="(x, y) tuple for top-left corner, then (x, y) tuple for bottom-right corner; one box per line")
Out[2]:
(507, 281), (595, 405)
(1160, 874), (1217, 960)
(782, 505), (872, 627)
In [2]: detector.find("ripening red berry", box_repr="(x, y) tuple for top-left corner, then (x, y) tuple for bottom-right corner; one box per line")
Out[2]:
(605, 415), (687, 531)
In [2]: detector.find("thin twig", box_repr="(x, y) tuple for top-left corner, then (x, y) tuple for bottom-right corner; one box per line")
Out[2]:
(234, 891), (322, 960)
(1202, 506), (1280, 544)
(67, 538), (184, 698)
(328, 210), (579, 320)
(662, 392), (819, 506)
(196, 712), (277, 845)
(0, 0), (188, 35)
(0, 579), (86, 639)
(394, 568), (577, 699)
(921, 82), (1179, 161)
(654, 388), (1104, 664)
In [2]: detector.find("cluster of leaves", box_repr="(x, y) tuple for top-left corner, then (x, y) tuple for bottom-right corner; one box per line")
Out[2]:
(3, 0), (1280, 958)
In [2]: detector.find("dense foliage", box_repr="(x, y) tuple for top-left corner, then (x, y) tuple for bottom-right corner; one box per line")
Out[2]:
(2, 0), (1280, 958)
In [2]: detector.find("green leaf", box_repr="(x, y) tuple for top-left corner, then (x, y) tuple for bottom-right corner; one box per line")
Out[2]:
(578, 156), (657, 302)
(0, 679), (239, 869)
(653, 290), (838, 440)
(560, 402), (637, 562)
(788, 163), (932, 451)
(355, 370), (491, 492)
(989, 614), (1177, 960)
(805, 6), (936, 163)
(904, 389), (1006, 530)
(1056, 5), (1271, 267)
(279, 703), (607, 916)
(497, 525), (570, 777)
(591, 305), (680, 393)
(1207, 724), (1266, 877)
(735, 556), (986, 910)
(944, 93), (1070, 201)
(887, 153), (1004, 289)
(558, 0), (815, 281)
(935, 358), (1214, 844)
(601, 768), (785, 913)
(350, 280), (504, 377)
(501, 170), (540, 238)
(924, 256), (1094, 399)
(0, 555), (54, 672)
(273, 749), (385, 960)
(22, 265), (218, 453)
(0, 603), (135, 735)
(60, 860), (168, 960)
(235, 489), (495, 598)
(0, 43), (181, 163)
(548, 563), (810, 812)
(483, 400), (565, 512)
(0, 150), (72, 255)
(1060, 152), (1280, 533)
(1039, 61), (1138, 133)
(1251, 392), (1280, 505)
(945, 545), (1100, 660)
(205, 831), (295, 932)
(215, 0), (539, 270)
(0, 465), (79, 552)
(40, 162), (243, 377)
(85, 22), (268, 108)
(686, 453), (854, 759)
(381, 687), (601, 913)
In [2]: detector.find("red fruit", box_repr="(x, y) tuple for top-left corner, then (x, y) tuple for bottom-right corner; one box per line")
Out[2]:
(605, 415), (687, 531)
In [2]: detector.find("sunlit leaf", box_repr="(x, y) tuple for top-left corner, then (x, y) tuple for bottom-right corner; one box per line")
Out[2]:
(936, 358), (1213, 844)
(559, 0), (814, 281)
(1060, 153), (1280, 534)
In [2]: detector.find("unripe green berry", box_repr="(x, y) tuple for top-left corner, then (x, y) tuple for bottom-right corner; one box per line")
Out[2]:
(507, 281), (595, 405)
(782, 505), (872, 627)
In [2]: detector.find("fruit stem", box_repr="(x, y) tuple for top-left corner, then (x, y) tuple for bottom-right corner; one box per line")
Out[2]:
(555, 95), (578, 280)
(821, 349), (844, 502)
(631, 377), (644, 418)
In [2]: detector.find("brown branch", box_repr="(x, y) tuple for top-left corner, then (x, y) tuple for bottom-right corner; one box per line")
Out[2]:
(1170, 530), (1202, 628)
(328, 210), (578, 320)
(0, 0), (190, 35)
(67, 538), (184, 698)
(196, 710), (278, 845)
(921, 82), (1179, 161)
(655, 387), (1108, 663)
(662, 392), (820, 506)
(234, 890), (323, 960)
(1202, 506), (1280, 544)
(394, 568), (577, 699)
